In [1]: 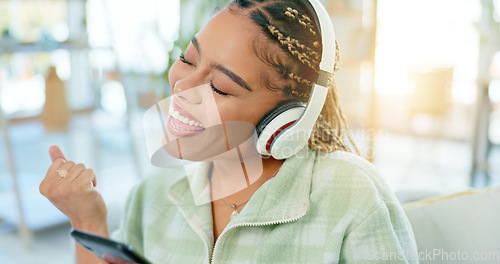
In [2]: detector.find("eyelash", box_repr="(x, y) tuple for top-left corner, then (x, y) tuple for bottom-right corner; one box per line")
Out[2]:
(210, 82), (229, 96)
(179, 53), (193, 66)
(179, 54), (229, 97)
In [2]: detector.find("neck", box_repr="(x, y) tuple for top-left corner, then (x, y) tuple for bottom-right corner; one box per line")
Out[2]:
(210, 153), (284, 205)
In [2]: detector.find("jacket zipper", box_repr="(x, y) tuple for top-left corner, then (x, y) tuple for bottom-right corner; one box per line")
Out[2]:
(209, 210), (307, 264)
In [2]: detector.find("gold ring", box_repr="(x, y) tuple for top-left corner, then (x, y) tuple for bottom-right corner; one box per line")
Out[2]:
(56, 169), (68, 178)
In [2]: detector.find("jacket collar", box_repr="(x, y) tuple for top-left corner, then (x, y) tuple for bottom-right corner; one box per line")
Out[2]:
(167, 147), (315, 247)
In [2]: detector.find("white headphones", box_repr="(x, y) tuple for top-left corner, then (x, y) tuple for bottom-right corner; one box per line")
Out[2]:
(255, 0), (337, 159)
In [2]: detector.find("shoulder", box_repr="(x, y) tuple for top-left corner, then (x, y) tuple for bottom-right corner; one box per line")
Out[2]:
(305, 152), (419, 259)
(313, 150), (394, 196)
(309, 150), (400, 218)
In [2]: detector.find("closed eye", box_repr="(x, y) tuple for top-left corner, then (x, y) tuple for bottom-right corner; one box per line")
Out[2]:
(179, 53), (194, 66)
(179, 53), (229, 96)
(210, 82), (229, 96)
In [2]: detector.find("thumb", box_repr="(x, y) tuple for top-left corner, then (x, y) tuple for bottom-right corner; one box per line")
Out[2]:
(49, 145), (67, 163)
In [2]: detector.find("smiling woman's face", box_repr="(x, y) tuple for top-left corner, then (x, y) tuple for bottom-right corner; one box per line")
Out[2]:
(162, 7), (287, 160)
(168, 7), (285, 134)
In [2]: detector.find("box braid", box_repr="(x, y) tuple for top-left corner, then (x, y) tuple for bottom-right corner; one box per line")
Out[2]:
(228, 0), (358, 154)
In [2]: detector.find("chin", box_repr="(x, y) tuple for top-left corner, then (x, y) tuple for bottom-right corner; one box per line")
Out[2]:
(162, 123), (231, 161)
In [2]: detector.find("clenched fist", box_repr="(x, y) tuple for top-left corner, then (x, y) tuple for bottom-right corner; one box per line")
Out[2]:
(39, 145), (108, 232)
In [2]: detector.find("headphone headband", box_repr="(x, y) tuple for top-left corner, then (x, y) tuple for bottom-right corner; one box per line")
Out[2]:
(256, 0), (338, 159)
(306, 0), (337, 75)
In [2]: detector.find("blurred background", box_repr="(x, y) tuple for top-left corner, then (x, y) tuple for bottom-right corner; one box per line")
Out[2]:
(0, 0), (499, 263)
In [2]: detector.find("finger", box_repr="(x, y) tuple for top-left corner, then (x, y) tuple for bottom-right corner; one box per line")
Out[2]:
(41, 159), (64, 195)
(49, 145), (68, 163)
(46, 158), (67, 180)
(77, 169), (97, 189)
(104, 254), (137, 264)
(68, 163), (86, 181)
(40, 160), (74, 196)
(55, 161), (76, 179)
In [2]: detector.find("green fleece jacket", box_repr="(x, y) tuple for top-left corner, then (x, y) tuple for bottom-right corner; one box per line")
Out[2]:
(111, 147), (419, 263)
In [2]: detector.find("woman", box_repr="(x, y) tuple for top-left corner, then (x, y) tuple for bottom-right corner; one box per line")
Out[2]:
(40, 0), (418, 263)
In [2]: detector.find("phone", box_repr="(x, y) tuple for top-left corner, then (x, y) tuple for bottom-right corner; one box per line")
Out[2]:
(71, 229), (152, 264)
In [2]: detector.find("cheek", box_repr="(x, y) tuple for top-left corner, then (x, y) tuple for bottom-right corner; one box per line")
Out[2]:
(213, 99), (231, 122)
(214, 99), (239, 122)
(216, 99), (263, 126)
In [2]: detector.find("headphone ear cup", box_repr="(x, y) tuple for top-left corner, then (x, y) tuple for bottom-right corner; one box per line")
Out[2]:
(256, 101), (306, 156)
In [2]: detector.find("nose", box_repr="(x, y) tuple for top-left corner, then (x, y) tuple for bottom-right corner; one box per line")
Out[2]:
(172, 76), (204, 104)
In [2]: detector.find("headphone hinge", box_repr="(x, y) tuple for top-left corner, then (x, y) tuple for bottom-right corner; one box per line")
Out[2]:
(316, 70), (332, 88)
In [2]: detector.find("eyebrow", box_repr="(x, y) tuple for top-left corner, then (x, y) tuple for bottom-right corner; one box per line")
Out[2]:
(191, 36), (253, 92)
(212, 64), (253, 92)
(191, 36), (201, 56)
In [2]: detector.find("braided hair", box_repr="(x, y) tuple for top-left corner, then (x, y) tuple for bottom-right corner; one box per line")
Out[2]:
(228, 0), (358, 154)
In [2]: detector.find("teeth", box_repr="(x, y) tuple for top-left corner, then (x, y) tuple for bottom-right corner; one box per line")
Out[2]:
(170, 108), (204, 128)
(170, 118), (184, 130)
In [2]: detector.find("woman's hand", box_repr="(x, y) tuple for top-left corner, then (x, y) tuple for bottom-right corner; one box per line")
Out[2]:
(39, 145), (108, 232)
(103, 255), (140, 264)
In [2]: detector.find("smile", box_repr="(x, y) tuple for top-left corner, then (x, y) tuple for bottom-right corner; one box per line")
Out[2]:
(166, 102), (205, 138)
(170, 108), (204, 128)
